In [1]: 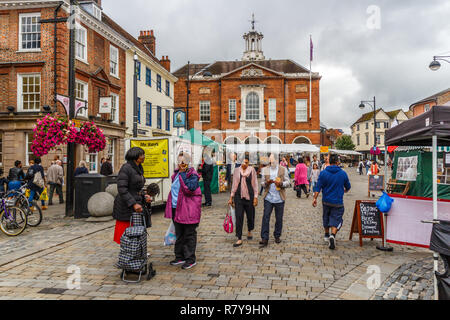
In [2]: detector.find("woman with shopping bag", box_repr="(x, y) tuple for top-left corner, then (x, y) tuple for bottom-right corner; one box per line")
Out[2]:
(228, 154), (258, 248)
(165, 152), (202, 270)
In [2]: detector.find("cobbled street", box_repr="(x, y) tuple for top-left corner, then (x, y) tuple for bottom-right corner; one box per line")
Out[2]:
(0, 169), (435, 300)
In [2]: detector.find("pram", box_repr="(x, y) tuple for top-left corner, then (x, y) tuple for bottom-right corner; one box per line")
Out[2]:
(116, 210), (156, 283)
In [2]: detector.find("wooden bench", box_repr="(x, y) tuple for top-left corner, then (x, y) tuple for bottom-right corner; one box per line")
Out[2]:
(386, 179), (410, 195)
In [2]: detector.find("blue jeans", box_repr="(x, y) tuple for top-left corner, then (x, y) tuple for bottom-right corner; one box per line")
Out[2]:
(261, 200), (285, 240)
(28, 188), (43, 207)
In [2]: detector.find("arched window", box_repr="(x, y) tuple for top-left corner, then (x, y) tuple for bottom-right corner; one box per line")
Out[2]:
(246, 92), (259, 120)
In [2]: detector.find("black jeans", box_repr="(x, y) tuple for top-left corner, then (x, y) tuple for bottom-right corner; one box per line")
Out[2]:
(203, 179), (212, 205)
(296, 184), (308, 198)
(172, 208), (198, 264)
(234, 197), (255, 240)
(48, 183), (64, 204)
(261, 200), (285, 241)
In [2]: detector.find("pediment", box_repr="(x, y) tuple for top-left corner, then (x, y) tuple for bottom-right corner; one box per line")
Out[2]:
(222, 63), (283, 79)
(92, 67), (111, 84)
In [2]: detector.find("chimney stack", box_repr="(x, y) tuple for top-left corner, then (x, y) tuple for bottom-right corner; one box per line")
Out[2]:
(93, 0), (102, 7)
(160, 55), (171, 72)
(138, 30), (156, 55)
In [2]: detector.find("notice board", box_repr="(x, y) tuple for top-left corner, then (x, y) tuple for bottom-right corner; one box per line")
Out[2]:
(130, 139), (169, 179)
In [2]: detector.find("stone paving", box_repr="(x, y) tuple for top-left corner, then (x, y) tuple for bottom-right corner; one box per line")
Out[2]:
(372, 257), (444, 300)
(0, 169), (431, 300)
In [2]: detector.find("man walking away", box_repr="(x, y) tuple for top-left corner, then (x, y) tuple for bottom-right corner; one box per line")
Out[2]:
(202, 151), (214, 207)
(312, 154), (351, 250)
(259, 153), (291, 248)
(100, 157), (113, 176)
(47, 160), (64, 205)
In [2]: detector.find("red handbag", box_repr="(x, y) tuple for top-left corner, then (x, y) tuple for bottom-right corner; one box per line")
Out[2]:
(223, 212), (233, 234)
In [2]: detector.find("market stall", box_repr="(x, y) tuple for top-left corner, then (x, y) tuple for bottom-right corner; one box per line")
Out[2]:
(385, 106), (450, 300)
(179, 129), (224, 194)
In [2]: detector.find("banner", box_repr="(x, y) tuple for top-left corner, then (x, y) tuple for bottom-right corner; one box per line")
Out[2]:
(130, 139), (169, 178)
(386, 195), (450, 248)
(320, 146), (329, 153)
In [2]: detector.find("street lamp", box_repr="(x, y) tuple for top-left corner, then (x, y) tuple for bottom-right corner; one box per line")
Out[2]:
(133, 52), (139, 138)
(429, 55), (450, 71)
(359, 97), (377, 161)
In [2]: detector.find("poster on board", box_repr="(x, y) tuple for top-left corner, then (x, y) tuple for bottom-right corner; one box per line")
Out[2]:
(130, 139), (169, 178)
(396, 156), (418, 181)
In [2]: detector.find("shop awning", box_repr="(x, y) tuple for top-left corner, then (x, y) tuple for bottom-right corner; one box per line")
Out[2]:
(385, 106), (450, 146)
(329, 149), (362, 156)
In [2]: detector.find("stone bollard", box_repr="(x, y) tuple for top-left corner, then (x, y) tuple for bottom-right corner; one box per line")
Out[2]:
(86, 192), (115, 222)
(105, 184), (118, 198)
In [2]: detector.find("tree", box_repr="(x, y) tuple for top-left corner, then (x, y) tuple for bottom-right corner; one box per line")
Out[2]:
(335, 135), (355, 150)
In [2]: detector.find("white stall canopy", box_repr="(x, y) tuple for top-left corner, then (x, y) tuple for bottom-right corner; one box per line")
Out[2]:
(225, 144), (320, 154)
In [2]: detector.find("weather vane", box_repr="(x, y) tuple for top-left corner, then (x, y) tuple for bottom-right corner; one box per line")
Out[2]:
(249, 13), (258, 30)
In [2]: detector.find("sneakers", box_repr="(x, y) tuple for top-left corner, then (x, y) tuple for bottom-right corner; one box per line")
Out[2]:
(324, 234), (330, 243)
(169, 259), (185, 266)
(181, 262), (197, 270)
(328, 235), (336, 250)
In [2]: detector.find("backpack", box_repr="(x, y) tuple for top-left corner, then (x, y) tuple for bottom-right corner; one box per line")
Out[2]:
(33, 170), (45, 188)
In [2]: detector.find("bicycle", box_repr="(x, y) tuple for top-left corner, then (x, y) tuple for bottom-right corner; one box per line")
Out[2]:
(0, 192), (28, 236)
(5, 183), (42, 227)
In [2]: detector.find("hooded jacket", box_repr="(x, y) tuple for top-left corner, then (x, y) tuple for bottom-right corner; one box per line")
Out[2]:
(314, 165), (351, 205)
(165, 167), (202, 224)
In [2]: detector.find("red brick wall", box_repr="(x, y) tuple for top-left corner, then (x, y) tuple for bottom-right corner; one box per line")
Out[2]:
(174, 72), (320, 144)
(0, 8), (126, 123)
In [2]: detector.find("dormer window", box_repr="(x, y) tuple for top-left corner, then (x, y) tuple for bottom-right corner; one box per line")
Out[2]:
(92, 4), (102, 20)
(80, 1), (102, 21)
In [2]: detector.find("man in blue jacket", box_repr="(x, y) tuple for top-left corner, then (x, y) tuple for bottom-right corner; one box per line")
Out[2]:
(312, 154), (351, 250)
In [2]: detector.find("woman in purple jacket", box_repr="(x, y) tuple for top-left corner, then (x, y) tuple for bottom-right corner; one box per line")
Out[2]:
(165, 153), (202, 270)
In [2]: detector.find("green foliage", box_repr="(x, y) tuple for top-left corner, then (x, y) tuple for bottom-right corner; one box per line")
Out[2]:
(335, 135), (356, 150)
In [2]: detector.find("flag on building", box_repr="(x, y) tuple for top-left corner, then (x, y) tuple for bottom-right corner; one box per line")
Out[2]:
(310, 36), (313, 62)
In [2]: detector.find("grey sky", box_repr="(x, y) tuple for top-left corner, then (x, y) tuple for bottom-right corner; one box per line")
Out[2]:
(104, 0), (450, 133)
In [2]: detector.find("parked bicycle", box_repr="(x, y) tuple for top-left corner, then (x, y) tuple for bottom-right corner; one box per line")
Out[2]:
(0, 192), (28, 236)
(4, 183), (42, 227)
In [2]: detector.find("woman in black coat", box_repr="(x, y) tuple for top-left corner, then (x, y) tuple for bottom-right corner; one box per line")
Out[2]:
(112, 147), (151, 244)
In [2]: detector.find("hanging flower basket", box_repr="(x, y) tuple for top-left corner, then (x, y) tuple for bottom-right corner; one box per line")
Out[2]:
(370, 146), (381, 155)
(31, 114), (106, 157)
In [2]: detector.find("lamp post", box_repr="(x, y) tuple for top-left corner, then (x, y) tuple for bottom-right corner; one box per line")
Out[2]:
(429, 55), (450, 71)
(133, 52), (139, 138)
(65, 0), (76, 217)
(359, 97), (377, 161)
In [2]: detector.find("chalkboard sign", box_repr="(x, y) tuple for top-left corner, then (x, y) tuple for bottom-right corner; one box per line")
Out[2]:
(349, 200), (384, 247)
(368, 175), (384, 196)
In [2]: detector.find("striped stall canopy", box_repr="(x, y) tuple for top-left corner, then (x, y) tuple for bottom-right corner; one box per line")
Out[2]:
(438, 146), (450, 152)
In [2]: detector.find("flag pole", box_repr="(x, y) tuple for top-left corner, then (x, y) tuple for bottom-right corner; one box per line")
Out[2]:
(309, 35), (312, 120)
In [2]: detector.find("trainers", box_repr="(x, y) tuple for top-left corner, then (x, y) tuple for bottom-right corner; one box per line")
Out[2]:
(170, 259), (185, 266)
(324, 234), (330, 242)
(181, 262), (197, 270)
(329, 235), (336, 250)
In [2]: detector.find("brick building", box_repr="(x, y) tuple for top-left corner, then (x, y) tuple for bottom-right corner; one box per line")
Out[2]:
(0, 0), (129, 174)
(173, 20), (321, 146)
(409, 88), (450, 118)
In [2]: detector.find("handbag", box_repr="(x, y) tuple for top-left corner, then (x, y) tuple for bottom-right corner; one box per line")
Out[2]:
(223, 209), (234, 234)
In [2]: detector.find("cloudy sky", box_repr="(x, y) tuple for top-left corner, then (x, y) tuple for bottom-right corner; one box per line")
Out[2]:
(104, 0), (450, 133)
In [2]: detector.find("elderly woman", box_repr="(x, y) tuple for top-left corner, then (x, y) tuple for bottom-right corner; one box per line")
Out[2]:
(112, 147), (151, 244)
(165, 153), (202, 270)
(294, 157), (309, 198)
(74, 160), (89, 177)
